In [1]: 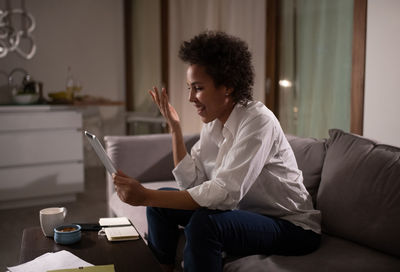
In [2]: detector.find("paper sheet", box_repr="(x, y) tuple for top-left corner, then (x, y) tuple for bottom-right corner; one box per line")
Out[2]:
(7, 250), (93, 272)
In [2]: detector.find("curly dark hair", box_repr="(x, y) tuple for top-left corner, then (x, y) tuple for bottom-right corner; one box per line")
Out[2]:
(179, 31), (254, 105)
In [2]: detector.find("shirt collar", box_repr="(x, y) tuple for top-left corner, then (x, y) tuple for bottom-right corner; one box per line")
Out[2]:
(208, 103), (243, 145)
(222, 103), (243, 139)
(208, 118), (223, 146)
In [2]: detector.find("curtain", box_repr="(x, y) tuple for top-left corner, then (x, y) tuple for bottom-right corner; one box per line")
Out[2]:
(169, 0), (266, 135)
(132, 0), (162, 113)
(279, 0), (354, 139)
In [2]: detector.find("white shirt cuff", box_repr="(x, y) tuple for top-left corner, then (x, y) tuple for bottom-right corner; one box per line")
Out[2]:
(172, 153), (196, 189)
(187, 180), (234, 210)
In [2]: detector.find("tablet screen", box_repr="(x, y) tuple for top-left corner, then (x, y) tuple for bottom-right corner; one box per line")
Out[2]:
(84, 131), (117, 174)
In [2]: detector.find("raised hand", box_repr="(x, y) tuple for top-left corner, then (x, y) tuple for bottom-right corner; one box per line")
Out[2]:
(149, 86), (187, 165)
(149, 87), (180, 132)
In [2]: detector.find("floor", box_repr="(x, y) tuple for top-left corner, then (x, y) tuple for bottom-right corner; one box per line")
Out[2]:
(0, 167), (108, 270)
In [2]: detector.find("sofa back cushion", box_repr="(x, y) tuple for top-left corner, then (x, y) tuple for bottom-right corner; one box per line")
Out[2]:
(105, 134), (199, 183)
(286, 134), (326, 206)
(317, 129), (400, 257)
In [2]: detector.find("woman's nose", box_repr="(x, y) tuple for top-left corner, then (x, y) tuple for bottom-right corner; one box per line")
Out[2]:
(188, 89), (196, 102)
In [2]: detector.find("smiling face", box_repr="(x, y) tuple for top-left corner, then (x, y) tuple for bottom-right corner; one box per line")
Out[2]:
(186, 64), (234, 124)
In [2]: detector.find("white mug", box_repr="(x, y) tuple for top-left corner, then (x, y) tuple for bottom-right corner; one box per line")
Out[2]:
(39, 207), (67, 237)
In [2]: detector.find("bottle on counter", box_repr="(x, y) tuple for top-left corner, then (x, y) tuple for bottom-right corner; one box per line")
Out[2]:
(65, 66), (75, 100)
(65, 66), (82, 101)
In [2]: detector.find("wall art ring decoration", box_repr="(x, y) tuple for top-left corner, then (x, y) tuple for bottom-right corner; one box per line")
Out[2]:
(0, 0), (36, 59)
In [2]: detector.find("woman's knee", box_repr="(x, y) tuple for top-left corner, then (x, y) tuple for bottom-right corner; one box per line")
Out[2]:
(184, 209), (219, 245)
(146, 187), (178, 221)
(146, 206), (164, 220)
(183, 209), (224, 270)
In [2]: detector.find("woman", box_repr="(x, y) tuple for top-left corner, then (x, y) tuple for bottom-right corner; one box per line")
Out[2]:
(113, 31), (321, 272)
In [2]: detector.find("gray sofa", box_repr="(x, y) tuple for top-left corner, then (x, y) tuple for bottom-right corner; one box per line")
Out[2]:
(104, 129), (400, 271)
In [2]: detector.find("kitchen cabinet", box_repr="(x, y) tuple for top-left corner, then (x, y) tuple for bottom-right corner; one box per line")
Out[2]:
(0, 105), (84, 209)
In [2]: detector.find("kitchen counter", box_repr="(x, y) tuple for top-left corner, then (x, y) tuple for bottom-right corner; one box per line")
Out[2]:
(0, 106), (84, 209)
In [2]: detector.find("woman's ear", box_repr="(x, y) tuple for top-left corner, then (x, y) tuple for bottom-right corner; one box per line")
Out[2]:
(225, 87), (234, 96)
(218, 85), (233, 97)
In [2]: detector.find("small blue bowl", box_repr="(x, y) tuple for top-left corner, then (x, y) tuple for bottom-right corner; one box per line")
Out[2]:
(54, 224), (81, 245)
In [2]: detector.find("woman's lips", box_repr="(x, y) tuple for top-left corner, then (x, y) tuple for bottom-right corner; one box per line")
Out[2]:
(195, 104), (205, 115)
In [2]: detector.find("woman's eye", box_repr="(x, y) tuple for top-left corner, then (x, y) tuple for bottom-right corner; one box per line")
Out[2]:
(188, 86), (203, 92)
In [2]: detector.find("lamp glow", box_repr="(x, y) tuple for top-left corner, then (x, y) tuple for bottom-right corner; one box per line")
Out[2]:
(279, 79), (292, 88)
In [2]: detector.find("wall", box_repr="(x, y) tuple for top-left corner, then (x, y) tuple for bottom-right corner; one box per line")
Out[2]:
(0, 0), (126, 166)
(3, 0), (398, 146)
(364, 0), (400, 147)
(0, 0), (124, 106)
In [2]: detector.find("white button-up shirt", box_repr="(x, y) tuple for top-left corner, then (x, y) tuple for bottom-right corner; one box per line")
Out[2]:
(173, 101), (321, 233)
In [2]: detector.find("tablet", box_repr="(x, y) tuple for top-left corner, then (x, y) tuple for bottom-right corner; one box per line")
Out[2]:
(84, 131), (117, 175)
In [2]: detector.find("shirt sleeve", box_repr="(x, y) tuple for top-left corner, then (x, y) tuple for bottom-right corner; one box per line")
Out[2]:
(187, 115), (278, 210)
(172, 138), (208, 190)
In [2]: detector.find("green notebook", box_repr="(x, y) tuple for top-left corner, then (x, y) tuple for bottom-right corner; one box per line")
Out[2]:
(47, 264), (115, 272)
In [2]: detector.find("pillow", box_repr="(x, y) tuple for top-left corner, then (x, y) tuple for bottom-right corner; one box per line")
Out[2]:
(286, 134), (326, 206)
(317, 129), (400, 257)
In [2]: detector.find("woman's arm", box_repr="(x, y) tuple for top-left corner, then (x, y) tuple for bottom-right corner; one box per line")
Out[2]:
(146, 188), (200, 210)
(170, 122), (187, 167)
(149, 87), (187, 166)
(113, 170), (200, 210)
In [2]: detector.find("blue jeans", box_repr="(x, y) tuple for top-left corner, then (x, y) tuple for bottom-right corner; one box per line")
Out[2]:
(147, 190), (320, 272)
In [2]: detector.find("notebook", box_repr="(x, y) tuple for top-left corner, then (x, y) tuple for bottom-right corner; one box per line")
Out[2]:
(104, 226), (139, 241)
(99, 217), (140, 242)
(99, 217), (131, 227)
(48, 265), (115, 272)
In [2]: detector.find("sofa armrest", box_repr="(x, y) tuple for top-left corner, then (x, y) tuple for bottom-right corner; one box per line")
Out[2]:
(104, 133), (199, 201)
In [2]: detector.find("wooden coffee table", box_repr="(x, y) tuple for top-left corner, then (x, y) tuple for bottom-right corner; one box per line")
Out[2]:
(19, 227), (162, 272)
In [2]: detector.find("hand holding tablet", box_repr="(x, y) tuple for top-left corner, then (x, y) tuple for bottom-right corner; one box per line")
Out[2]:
(84, 131), (117, 175)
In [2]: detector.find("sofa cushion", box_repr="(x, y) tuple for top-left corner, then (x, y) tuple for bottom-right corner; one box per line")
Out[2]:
(105, 134), (199, 183)
(317, 129), (400, 257)
(224, 234), (400, 272)
(109, 180), (178, 241)
(109, 180), (178, 242)
(286, 134), (326, 205)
